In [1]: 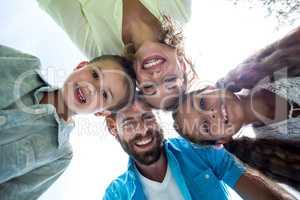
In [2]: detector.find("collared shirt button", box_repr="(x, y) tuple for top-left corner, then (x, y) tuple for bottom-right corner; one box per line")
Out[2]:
(204, 174), (210, 179)
(0, 116), (7, 125)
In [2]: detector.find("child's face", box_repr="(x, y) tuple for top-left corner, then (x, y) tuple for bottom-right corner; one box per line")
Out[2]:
(62, 59), (130, 114)
(175, 87), (245, 144)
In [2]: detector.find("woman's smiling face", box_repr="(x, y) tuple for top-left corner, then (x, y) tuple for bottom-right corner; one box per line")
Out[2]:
(175, 87), (245, 144)
(133, 41), (186, 109)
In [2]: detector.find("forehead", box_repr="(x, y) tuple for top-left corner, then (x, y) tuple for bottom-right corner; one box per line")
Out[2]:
(178, 87), (212, 110)
(116, 100), (152, 120)
(178, 93), (195, 114)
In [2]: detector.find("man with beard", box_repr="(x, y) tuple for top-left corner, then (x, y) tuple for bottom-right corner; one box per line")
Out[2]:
(103, 97), (295, 200)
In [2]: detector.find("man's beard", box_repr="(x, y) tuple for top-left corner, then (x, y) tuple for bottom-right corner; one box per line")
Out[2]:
(117, 128), (164, 165)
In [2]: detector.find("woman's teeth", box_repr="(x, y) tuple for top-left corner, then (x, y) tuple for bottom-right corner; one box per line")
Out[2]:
(136, 137), (153, 146)
(143, 58), (164, 68)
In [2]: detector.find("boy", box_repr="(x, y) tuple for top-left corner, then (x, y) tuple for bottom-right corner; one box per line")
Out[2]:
(0, 45), (135, 200)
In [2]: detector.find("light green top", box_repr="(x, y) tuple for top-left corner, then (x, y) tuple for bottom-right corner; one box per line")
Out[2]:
(37, 0), (191, 59)
(0, 45), (74, 200)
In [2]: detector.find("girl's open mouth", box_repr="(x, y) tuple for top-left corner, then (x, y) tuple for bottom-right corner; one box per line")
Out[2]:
(74, 86), (87, 104)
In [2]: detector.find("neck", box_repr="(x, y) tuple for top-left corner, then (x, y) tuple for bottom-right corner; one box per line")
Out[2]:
(135, 149), (167, 182)
(40, 90), (75, 121)
(122, 0), (161, 49)
(130, 21), (161, 50)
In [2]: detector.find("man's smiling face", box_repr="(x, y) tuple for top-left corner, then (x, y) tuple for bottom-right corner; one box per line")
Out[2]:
(114, 99), (164, 165)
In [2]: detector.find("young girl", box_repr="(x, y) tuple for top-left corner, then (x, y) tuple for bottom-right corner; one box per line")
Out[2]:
(173, 81), (300, 190)
(37, 0), (196, 109)
(0, 45), (135, 199)
(172, 27), (300, 191)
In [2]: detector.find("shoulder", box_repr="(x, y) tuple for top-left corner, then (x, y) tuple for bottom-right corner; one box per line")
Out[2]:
(166, 137), (218, 154)
(103, 171), (134, 199)
(0, 45), (40, 63)
(165, 137), (227, 163)
(0, 45), (41, 72)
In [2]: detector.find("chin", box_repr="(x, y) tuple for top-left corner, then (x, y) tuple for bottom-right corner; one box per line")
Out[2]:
(225, 123), (242, 139)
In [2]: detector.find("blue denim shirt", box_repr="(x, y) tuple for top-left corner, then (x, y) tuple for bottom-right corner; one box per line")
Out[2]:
(0, 45), (74, 200)
(103, 138), (246, 200)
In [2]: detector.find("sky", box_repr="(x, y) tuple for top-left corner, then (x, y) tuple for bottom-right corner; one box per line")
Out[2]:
(1, 0), (299, 200)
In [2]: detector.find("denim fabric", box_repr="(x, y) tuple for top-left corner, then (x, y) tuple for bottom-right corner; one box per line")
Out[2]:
(103, 138), (246, 200)
(0, 45), (74, 200)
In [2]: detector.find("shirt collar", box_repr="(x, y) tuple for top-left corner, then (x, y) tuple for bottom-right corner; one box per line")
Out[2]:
(127, 138), (193, 200)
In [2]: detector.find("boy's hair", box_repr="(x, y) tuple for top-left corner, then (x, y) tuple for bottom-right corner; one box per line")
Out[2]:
(89, 55), (136, 112)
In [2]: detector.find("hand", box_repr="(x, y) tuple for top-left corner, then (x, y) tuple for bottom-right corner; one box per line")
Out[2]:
(217, 26), (300, 92)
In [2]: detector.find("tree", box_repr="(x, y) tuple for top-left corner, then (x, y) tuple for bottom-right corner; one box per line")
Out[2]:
(229, 0), (300, 28)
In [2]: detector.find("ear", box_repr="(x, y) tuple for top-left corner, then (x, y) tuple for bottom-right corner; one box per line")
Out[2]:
(75, 61), (89, 70)
(105, 117), (118, 137)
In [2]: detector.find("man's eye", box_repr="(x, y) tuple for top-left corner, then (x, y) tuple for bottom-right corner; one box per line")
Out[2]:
(164, 76), (176, 83)
(92, 70), (99, 79)
(123, 123), (131, 128)
(199, 97), (206, 110)
(144, 115), (155, 121)
(123, 122), (136, 130)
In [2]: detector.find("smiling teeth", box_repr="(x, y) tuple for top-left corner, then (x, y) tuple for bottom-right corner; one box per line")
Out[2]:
(136, 137), (153, 146)
(221, 103), (228, 123)
(143, 59), (164, 68)
(77, 87), (87, 103)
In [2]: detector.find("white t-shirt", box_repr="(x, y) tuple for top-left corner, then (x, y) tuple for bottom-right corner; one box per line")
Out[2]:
(137, 165), (185, 200)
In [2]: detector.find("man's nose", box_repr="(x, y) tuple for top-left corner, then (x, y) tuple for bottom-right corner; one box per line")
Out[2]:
(135, 121), (147, 136)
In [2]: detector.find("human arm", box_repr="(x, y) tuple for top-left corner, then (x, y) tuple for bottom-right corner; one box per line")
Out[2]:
(235, 168), (296, 200)
(216, 26), (300, 92)
(36, 0), (99, 59)
(197, 146), (295, 200)
(0, 153), (72, 200)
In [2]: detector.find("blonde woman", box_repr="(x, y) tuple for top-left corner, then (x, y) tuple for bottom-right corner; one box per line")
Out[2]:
(38, 0), (196, 109)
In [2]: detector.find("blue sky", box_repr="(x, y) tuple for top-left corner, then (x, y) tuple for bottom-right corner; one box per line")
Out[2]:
(1, 1), (299, 200)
